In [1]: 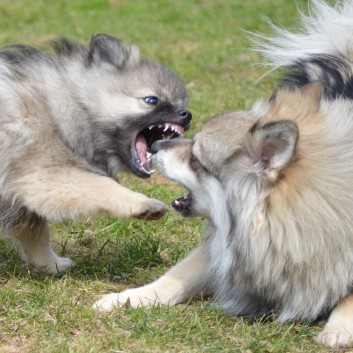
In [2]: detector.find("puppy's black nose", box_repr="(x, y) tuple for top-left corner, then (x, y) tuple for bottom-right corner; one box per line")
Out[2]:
(178, 110), (192, 125)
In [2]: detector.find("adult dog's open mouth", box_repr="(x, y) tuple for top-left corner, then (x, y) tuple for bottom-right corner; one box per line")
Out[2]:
(134, 123), (185, 177)
(172, 193), (193, 216)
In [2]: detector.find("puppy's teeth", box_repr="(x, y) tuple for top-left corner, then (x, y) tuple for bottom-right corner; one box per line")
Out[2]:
(163, 125), (168, 131)
(151, 169), (156, 173)
(149, 126), (153, 130)
(158, 124), (163, 128)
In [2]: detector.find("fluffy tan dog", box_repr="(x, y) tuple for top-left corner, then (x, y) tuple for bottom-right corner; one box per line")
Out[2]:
(94, 1), (353, 348)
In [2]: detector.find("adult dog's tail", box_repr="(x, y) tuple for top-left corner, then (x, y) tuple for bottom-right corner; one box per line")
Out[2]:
(257, 0), (353, 66)
(255, 0), (353, 99)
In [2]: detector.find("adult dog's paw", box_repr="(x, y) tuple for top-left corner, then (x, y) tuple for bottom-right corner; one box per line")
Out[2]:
(93, 287), (164, 312)
(316, 320), (353, 347)
(92, 293), (123, 312)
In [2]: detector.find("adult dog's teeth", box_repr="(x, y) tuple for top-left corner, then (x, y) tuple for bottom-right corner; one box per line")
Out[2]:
(151, 169), (156, 173)
(149, 126), (153, 130)
(163, 125), (169, 132)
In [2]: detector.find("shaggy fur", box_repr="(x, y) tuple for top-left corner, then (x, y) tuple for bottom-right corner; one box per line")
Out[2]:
(93, 1), (353, 348)
(0, 34), (191, 273)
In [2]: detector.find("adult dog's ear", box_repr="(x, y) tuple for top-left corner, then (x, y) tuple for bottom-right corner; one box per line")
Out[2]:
(244, 120), (299, 182)
(88, 34), (140, 68)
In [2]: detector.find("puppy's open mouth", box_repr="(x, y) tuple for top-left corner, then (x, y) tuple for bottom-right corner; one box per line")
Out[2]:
(134, 123), (184, 176)
(172, 193), (193, 217)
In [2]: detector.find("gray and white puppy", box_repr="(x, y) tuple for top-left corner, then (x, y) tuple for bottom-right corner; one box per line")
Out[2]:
(0, 34), (191, 274)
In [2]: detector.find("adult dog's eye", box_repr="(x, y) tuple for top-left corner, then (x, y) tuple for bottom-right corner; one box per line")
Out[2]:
(190, 153), (201, 171)
(143, 96), (159, 105)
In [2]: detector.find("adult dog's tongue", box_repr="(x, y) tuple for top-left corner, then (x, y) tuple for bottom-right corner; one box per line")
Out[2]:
(135, 133), (151, 174)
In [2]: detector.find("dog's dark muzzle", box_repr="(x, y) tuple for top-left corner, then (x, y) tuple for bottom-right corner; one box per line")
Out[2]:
(172, 193), (193, 217)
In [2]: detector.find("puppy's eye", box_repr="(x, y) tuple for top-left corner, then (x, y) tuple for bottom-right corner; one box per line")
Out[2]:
(143, 96), (159, 105)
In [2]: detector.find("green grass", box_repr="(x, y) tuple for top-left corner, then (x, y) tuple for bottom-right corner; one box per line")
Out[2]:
(0, 0), (342, 352)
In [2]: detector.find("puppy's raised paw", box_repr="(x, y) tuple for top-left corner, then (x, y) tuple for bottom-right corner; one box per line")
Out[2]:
(134, 198), (167, 221)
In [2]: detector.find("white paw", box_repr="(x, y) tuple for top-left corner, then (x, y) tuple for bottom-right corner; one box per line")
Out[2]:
(34, 255), (74, 274)
(93, 287), (164, 312)
(317, 325), (353, 348)
(46, 256), (74, 274)
(92, 293), (122, 312)
(21, 245), (74, 274)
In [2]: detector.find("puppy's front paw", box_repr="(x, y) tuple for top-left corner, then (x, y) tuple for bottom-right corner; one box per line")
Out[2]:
(134, 198), (167, 221)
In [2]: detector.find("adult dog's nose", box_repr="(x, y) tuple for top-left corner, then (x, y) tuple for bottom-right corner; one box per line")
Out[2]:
(150, 140), (163, 154)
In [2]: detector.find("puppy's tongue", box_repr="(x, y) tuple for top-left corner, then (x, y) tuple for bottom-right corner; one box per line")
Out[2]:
(135, 133), (151, 173)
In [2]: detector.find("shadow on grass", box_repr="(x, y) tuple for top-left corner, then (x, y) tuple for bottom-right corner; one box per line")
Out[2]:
(0, 213), (197, 283)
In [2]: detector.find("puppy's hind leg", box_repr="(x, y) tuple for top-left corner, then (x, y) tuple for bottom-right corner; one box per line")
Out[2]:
(9, 211), (73, 274)
(316, 294), (353, 348)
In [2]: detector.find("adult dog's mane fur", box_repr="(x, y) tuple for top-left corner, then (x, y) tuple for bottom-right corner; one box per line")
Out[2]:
(212, 0), (353, 321)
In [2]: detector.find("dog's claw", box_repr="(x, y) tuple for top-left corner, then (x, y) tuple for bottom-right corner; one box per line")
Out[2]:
(134, 199), (167, 221)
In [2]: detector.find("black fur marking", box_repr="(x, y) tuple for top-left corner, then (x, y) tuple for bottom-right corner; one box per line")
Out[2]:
(0, 37), (96, 66)
(0, 39), (86, 68)
(249, 121), (259, 134)
(281, 54), (353, 100)
(49, 37), (86, 57)
(97, 102), (188, 178)
(0, 44), (51, 65)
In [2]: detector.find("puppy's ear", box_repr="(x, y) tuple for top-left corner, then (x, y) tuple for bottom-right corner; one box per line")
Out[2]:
(244, 120), (299, 182)
(88, 34), (140, 68)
